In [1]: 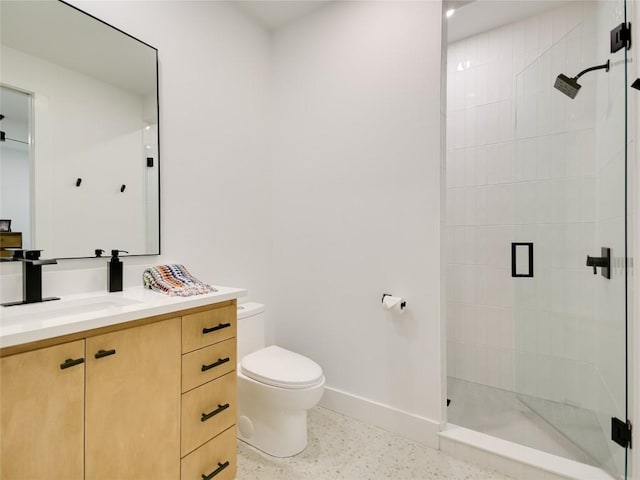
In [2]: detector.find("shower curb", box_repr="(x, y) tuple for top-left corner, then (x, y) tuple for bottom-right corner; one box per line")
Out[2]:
(439, 425), (617, 480)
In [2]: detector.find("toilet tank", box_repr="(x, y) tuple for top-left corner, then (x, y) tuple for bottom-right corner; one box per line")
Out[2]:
(237, 302), (266, 360)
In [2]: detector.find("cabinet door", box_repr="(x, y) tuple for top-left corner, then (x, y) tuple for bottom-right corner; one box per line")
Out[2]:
(1, 340), (85, 480)
(85, 318), (181, 480)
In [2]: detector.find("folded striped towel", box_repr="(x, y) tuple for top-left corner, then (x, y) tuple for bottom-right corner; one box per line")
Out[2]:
(142, 264), (217, 297)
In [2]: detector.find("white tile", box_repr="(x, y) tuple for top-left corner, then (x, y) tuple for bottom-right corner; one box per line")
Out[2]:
(538, 11), (553, 52)
(525, 16), (539, 53)
(447, 301), (463, 342)
(550, 90), (567, 133)
(498, 25), (513, 63)
(487, 60), (500, 104)
(564, 131), (580, 176)
(499, 100), (514, 142)
(485, 103), (500, 145)
(449, 109), (465, 150)
(512, 20), (526, 60)
(565, 177), (581, 223)
(579, 129), (596, 177)
(461, 225), (477, 265)
(535, 136), (553, 180)
(446, 149), (462, 188)
(476, 104), (489, 146)
(514, 181), (537, 225)
(475, 145), (488, 185)
(448, 70), (466, 112)
(488, 29), (502, 63)
(535, 181), (553, 224)
(476, 32), (489, 66)
(552, 6), (567, 43)
(471, 186), (488, 226)
(549, 134), (566, 178)
(579, 176), (596, 223)
(476, 63), (488, 107)
(486, 143), (500, 184)
(464, 107), (477, 147)
(498, 55), (513, 101)
(465, 67), (478, 108)
(485, 225), (513, 267)
(535, 91), (551, 137)
(497, 142), (514, 183)
(463, 34), (478, 69)
(463, 147), (476, 187)
(515, 138), (537, 182)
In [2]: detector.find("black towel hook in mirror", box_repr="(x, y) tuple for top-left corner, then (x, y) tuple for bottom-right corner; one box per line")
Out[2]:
(76, 178), (82, 187)
(120, 184), (126, 192)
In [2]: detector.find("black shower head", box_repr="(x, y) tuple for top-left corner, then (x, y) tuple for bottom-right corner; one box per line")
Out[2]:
(554, 60), (610, 99)
(554, 74), (581, 99)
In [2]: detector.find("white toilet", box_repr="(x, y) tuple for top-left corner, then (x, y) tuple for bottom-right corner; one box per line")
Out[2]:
(236, 303), (325, 457)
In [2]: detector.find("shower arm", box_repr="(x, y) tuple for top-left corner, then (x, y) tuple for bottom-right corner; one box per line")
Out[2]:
(574, 60), (610, 80)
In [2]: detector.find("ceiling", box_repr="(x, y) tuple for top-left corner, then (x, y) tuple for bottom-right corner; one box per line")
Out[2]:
(235, 0), (570, 42)
(234, 1), (332, 30)
(446, 0), (570, 43)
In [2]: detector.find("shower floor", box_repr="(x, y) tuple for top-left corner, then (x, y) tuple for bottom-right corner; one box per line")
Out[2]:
(446, 377), (598, 466)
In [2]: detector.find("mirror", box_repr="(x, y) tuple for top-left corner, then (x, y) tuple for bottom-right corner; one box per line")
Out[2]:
(0, 0), (159, 259)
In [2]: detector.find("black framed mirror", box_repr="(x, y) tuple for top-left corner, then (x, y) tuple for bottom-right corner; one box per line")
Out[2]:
(0, 0), (159, 259)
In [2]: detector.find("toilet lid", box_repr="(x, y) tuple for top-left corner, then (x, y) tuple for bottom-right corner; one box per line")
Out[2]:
(241, 345), (324, 389)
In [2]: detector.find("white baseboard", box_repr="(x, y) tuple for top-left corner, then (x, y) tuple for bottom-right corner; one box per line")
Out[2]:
(319, 386), (441, 449)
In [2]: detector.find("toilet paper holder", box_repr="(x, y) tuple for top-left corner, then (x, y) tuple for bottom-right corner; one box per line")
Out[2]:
(381, 293), (406, 310)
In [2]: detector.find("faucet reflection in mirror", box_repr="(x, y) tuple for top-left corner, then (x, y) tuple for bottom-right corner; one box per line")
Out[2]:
(1, 249), (59, 307)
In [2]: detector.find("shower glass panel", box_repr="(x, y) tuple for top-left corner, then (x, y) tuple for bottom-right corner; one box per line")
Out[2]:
(513, 1), (628, 477)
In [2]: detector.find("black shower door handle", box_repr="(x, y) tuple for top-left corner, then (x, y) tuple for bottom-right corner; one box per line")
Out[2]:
(511, 243), (533, 278)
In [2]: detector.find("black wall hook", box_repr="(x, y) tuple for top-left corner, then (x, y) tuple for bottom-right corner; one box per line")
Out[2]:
(76, 178), (82, 187)
(120, 184), (126, 192)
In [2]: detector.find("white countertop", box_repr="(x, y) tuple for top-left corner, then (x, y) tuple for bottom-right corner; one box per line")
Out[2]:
(0, 285), (247, 348)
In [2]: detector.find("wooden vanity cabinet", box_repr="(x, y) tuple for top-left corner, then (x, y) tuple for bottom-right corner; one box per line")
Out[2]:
(0, 300), (237, 480)
(180, 303), (237, 480)
(1, 340), (85, 480)
(85, 317), (181, 480)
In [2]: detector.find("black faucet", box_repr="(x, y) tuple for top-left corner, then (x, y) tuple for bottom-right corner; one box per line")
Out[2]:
(1, 249), (60, 307)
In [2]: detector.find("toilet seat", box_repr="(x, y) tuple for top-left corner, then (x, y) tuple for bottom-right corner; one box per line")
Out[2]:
(241, 345), (324, 389)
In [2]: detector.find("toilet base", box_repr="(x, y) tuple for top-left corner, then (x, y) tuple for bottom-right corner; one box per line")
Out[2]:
(237, 407), (309, 457)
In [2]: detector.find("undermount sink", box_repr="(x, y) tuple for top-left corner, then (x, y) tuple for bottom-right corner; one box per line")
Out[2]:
(1, 295), (143, 326)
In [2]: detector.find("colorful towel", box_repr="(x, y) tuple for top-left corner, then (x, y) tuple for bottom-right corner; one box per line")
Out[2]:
(142, 264), (217, 297)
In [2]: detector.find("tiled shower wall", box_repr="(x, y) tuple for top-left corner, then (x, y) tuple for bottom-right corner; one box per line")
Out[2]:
(445, 1), (600, 400)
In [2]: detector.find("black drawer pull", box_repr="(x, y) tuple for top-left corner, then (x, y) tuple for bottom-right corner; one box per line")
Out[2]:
(201, 461), (229, 480)
(201, 357), (230, 372)
(94, 349), (116, 359)
(202, 323), (231, 334)
(201, 403), (230, 422)
(60, 357), (85, 370)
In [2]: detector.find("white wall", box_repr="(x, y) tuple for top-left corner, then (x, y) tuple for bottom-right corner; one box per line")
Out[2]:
(269, 1), (444, 444)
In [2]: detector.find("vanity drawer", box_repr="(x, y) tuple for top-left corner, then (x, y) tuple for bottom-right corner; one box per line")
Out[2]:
(182, 305), (236, 353)
(182, 338), (236, 393)
(181, 425), (236, 480)
(181, 371), (236, 457)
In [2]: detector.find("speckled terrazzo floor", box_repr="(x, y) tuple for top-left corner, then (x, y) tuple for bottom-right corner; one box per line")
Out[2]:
(237, 407), (511, 480)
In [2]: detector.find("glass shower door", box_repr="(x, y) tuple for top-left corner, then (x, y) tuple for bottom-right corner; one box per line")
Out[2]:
(513, 1), (629, 478)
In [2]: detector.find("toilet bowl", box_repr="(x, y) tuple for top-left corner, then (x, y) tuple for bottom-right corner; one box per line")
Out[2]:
(237, 303), (325, 457)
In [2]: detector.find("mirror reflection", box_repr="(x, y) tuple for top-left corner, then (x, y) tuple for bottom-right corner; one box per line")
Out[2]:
(0, 0), (159, 259)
